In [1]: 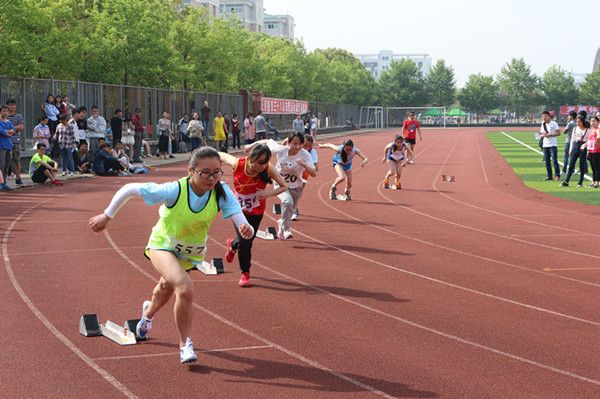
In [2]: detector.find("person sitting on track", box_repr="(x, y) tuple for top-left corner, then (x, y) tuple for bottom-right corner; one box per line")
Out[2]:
(319, 139), (368, 201)
(382, 135), (412, 190)
(220, 145), (287, 287)
(245, 132), (316, 240)
(88, 147), (254, 364)
(29, 143), (62, 185)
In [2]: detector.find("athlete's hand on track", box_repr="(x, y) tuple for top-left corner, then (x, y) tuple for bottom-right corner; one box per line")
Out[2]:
(360, 159), (368, 167)
(89, 213), (111, 232)
(239, 223), (253, 239)
(382, 157), (386, 163)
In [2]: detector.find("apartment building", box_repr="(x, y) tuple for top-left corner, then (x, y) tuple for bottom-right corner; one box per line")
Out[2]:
(356, 50), (432, 79)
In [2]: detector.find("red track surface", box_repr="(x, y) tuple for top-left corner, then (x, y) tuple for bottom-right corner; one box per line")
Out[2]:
(3, 128), (600, 398)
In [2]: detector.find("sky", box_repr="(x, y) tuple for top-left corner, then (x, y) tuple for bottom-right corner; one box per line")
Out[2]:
(264, 0), (599, 86)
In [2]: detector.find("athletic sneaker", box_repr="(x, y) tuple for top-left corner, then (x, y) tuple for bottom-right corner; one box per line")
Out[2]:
(15, 178), (23, 185)
(383, 181), (389, 189)
(239, 272), (250, 287)
(291, 213), (298, 221)
(344, 191), (352, 201)
(225, 238), (236, 263)
(61, 171), (66, 176)
(408, 160), (415, 165)
(395, 182), (402, 190)
(329, 186), (337, 200)
(50, 179), (63, 186)
(69, 172), (75, 176)
(283, 230), (293, 240)
(135, 300), (153, 339)
(180, 337), (197, 364)
(560, 181), (569, 187)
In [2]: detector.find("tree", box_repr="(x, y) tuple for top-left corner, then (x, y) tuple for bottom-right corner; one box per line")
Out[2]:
(425, 60), (456, 108)
(378, 59), (427, 107)
(542, 65), (579, 112)
(458, 74), (498, 122)
(497, 58), (541, 117)
(579, 70), (600, 105)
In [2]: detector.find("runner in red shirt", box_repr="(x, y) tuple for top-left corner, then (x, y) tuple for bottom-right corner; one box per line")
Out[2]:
(219, 145), (287, 287)
(402, 111), (422, 164)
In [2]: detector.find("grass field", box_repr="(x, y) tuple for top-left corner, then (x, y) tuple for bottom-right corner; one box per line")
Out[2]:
(487, 131), (600, 206)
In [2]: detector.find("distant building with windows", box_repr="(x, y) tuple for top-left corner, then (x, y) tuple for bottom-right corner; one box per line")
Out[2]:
(263, 14), (294, 41)
(182, 0), (220, 16)
(219, 0), (264, 33)
(356, 50), (432, 79)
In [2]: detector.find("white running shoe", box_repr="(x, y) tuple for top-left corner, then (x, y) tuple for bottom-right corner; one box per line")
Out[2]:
(291, 213), (298, 221)
(135, 300), (153, 339)
(283, 230), (293, 240)
(408, 160), (415, 165)
(180, 337), (198, 363)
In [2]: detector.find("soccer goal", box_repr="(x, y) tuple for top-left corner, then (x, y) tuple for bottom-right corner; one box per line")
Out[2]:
(359, 106), (384, 130)
(384, 107), (447, 128)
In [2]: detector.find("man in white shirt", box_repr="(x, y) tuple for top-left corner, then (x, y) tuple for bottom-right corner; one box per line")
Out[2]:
(86, 105), (107, 155)
(538, 110), (561, 181)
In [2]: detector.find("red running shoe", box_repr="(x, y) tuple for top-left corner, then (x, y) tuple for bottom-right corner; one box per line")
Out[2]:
(239, 272), (250, 287)
(51, 179), (63, 186)
(225, 238), (236, 263)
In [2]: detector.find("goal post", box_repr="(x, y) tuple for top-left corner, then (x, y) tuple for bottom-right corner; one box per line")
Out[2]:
(359, 106), (384, 130)
(384, 107), (447, 128)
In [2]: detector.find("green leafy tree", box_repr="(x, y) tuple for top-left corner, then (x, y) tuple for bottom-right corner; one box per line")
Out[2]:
(378, 59), (427, 107)
(497, 58), (541, 117)
(542, 65), (579, 112)
(579, 70), (600, 105)
(458, 74), (498, 121)
(425, 60), (456, 108)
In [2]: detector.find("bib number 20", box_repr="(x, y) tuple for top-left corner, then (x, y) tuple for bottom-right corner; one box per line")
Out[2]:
(283, 174), (298, 183)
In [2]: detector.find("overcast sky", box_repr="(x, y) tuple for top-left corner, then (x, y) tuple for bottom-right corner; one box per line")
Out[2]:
(264, 0), (598, 86)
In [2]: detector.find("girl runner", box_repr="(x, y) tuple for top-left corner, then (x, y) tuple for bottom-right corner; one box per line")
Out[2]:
(220, 145), (288, 287)
(246, 133), (316, 239)
(319, 139), (368, 200)
(382, 135), (412, 189)
(89, 147), (253, 364)
(292, 134), (318, 220)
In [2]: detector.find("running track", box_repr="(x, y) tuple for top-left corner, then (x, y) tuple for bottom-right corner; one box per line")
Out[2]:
(3, 128), (600, 398)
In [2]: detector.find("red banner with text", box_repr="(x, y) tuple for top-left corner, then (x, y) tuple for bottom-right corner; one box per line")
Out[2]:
(261, 97), (309, 115)
(560, 105), (600, 115)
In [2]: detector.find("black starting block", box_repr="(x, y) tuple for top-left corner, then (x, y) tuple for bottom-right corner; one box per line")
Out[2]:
(266, 227), (276, 236)
(124, 319), (147, 341)
(195, 258), (225, 275)
(441, 175), (456, 182)
(79, 314), (102, 337)
(272, 203), (281, 214)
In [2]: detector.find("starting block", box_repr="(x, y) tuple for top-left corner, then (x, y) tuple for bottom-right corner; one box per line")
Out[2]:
(124, 319), (147, 341)
(272, 203), (282, 214)
(441, 175), (456, 182)
(256, 227), (277, 240)
(195, 258), (225, 275)
(80, 314), (137, 345)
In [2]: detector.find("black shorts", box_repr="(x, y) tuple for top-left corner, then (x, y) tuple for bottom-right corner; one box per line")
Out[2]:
(404, 138), (416, 145)
(32, 165), (49, 183)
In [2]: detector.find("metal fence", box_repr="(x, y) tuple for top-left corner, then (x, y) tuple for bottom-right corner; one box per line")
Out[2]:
(0, 76), (243, 149)
(265, 102), (361, 133)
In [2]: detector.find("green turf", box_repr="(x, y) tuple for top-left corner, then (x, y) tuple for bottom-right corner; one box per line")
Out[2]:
(487, 131), (600, 206)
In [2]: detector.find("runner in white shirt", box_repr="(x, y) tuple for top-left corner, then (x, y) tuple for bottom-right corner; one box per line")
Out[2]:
(245, 132), (316, 239)
(382, 135), (412, 190)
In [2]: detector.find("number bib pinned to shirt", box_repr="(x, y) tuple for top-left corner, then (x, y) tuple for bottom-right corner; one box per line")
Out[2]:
(236, 192), (259, 211)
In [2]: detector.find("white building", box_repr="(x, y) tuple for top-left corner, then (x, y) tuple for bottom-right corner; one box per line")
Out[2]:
(263, 14), (294, 41)
(182, 0), (220, 16)
(219, 0), (264, 33)
(356, 50), (432, 79)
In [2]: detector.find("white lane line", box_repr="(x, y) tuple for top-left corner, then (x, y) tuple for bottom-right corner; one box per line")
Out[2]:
(104, 231), (396, 399)
(2, 193), (140, 399)
(94, 344), (274, 361)
(499, 131), (592, 182)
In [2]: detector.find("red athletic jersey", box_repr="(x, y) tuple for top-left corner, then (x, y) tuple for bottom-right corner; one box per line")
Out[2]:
(233, 157), (269, 215)
(403, 119), (420, 140)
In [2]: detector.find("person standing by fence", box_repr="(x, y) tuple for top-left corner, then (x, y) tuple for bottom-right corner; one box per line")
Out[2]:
(254, 110), (267, 141)
(201, 100), (211, 139)
(187, 112), (204, 151)
(231, 114), (241, 149)
(132, 108), (145, 163)
(6, 99), (24, 186)
(86, 105), (106, 155)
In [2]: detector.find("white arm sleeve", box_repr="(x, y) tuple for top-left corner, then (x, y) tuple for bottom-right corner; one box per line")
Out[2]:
(103, 183), (146, 218)
(231, 212), (255, 236)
